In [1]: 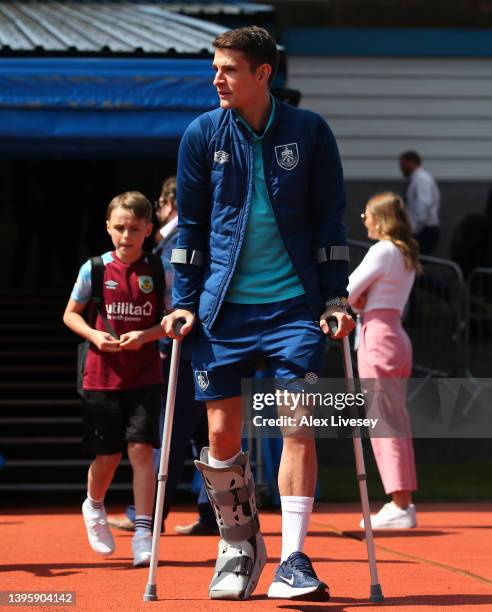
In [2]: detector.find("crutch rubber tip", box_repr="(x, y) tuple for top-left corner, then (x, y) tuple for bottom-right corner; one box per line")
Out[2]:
(143, 584), (157, 601)
(370, 583), (384, 602)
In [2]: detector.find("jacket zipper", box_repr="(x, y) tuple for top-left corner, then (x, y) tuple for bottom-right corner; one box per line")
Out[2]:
(262, 138), (316, 318)
(207, 129), (254, 327)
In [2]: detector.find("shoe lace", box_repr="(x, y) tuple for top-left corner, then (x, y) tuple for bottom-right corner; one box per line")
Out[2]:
(381, 502), (399, 516)
(288, 553), (316, 578)
(90, 517), (110, 537)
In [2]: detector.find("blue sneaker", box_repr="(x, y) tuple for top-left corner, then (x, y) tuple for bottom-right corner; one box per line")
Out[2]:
(267, 551), (329, 600)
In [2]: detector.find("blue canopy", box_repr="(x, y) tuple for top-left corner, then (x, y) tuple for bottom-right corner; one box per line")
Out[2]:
(0, 57), (218, 157)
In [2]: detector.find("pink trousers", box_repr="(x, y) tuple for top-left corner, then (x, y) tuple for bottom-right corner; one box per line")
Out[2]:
(357, 309), (417, 494)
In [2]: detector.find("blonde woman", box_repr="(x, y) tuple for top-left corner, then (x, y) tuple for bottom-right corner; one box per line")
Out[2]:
(348, 192), (422, 529)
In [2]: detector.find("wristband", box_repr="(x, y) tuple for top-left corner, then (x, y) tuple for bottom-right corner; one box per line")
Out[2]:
(324, 296), (349, 311)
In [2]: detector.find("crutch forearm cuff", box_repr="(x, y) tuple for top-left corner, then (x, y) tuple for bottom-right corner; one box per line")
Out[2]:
(317, 245), (350, 263)
(171, 248), (204, 266)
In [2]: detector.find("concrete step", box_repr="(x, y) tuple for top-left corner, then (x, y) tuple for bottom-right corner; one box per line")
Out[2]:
(0, 350), (77, 368)
(0, 436), (81, 444)
(0, 398), (81, 407)
(0, 323), (68, 332)
(0, 382), (75, 389)
(0, 417), (81, 425)
(0, 483), (132, 492)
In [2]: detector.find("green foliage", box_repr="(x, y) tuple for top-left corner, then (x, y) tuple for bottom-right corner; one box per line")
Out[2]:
(318, 462), (492, 502)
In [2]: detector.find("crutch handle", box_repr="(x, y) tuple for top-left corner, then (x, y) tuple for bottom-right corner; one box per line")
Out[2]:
(172, 317), (186, 338)
(327, 316), (339, 337)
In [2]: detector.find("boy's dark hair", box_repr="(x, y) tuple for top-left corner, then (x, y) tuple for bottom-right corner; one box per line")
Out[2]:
(399, 150), (422, 166)
(106, 191), (152, 222)
(213, 26), (279, 86)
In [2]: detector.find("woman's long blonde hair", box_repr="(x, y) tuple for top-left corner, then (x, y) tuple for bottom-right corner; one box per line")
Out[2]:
(367, 192), (423, 275)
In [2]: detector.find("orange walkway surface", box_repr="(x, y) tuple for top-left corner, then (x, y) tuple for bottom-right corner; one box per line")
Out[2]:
(2, 502), (492, 611)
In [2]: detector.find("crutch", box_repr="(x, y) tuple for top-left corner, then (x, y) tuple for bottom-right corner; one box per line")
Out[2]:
(328, 318), (384, 603)
(245, 386), (269, 508)
(144, 319), (185, 602)
(254, 425), (271, 508)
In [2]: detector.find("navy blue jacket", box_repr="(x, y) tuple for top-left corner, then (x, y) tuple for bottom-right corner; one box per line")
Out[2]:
(172, 98), (349, 329)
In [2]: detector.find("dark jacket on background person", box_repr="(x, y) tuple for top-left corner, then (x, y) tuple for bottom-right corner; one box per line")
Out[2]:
(450, 199), (492, 279)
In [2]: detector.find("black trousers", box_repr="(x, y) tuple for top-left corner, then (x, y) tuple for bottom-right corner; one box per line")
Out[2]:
(415, 226), (440, 256)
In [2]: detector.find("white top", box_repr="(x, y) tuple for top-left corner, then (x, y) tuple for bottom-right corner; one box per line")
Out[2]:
(347, 240), (415, 315)
(159, 215), (178, 240)
(406, 166), (441, 234)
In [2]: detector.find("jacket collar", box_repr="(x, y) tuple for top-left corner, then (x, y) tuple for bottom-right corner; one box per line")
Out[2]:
(230, 94), (281, 139)
(233, 95), (276, 139)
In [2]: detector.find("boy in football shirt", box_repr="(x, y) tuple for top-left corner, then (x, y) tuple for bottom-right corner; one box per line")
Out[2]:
(63, 191), (164, 567)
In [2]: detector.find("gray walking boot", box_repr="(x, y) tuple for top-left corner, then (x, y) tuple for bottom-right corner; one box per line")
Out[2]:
(195, 447), (267, 600)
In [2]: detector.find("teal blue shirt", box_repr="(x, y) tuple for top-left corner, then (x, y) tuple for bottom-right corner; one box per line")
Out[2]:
(226, 98), (305, 304)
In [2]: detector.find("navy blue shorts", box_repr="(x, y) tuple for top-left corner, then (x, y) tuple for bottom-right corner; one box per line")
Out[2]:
(191, 295), (325, 401)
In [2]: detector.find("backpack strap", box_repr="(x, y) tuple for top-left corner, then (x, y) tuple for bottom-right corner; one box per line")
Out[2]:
(90, 256), (105, 307)
(89, 256), (118, 339)
(146, 252), (165, 322)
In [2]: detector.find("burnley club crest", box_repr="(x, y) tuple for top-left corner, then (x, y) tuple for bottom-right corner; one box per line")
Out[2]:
(275, 143), (299, 171)
(195, 370), (210, 391)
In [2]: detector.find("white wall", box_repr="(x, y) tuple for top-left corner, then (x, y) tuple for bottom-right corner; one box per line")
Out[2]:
(288, 57), (492, 181)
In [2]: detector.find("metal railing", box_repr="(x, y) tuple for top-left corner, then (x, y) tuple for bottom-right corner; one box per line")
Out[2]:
(465, 267), (492, 380)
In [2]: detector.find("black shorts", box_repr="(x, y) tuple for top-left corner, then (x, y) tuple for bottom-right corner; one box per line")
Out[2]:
(81, 383), (162, 456)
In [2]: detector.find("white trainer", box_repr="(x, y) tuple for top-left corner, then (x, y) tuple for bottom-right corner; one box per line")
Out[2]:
(360, 501), (417, 529)
(82, 499), (115, 555)
(132, 532), (153, 567)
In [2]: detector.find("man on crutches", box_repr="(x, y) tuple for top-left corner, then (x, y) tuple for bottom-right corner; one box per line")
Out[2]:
(162, 26), (354, 601)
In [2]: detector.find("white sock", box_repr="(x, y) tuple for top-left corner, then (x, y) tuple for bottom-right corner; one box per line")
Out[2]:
(280, 495), (314, 562)
(134, 514), (153, 535)
(208, 449), (242, 468)
(86, 493), (104, 511)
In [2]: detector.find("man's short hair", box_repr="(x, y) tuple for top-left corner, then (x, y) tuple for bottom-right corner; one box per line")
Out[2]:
(106, 191), (152, 222)
(213, 26), (279, 86)
(160, 176), (177, 208)
(400, 151), (422, 165)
